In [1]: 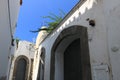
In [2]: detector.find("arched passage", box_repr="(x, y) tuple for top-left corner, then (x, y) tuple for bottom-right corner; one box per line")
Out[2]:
(13, 55), (29, 80)
(37, 47), (46, 80)
(64, 38), (81, 80)
(50, 25), (92, 80)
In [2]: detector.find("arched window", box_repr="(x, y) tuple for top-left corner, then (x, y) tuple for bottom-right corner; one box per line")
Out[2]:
(37, 48), (45, 80)
(13, 56), (29, 80)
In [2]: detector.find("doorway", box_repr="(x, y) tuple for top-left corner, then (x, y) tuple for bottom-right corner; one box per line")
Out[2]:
(13, 56), (29, 80)
(14, 58), (27, 80)
(64, 38), (82, 80)
(50, 26), (92, 80)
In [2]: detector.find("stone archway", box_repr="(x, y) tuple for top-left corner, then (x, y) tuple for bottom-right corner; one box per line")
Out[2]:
(50, 25), (92, 80)
(13, 55), (29, 80)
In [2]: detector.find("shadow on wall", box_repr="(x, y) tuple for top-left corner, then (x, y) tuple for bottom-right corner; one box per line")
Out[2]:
(0, 76), (6, 80)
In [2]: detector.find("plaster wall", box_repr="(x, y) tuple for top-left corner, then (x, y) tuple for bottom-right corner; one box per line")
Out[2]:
(0, 0), (20, 79)
(0, 0), (11, 78)
(9, 0), (21, 34)
(9, 41), (35, 80)
(32, 29), (48, 80)
(33, 0), (120, 80)
(103, 0), (120, 79)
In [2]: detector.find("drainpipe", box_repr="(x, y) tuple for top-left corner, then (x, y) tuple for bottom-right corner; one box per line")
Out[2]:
(7, 0), (13, 39)
(7, 0), (13, 79)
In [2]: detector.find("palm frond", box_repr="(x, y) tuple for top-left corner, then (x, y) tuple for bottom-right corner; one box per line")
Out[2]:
(30, 10), (66, 33)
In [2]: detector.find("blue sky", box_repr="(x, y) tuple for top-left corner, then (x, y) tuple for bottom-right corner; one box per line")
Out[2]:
(15, 0), (79, 42)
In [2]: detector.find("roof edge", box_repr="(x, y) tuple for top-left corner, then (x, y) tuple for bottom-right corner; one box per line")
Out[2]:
(39, 0), (87, 44)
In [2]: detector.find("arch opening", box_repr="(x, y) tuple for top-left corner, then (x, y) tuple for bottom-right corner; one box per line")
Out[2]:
(37, 48), (45, 80)
(15, 58), (27, 80)
(13, 56), (29, 80)
(50, 26), (92, 80)
(64, 38), (82, 80)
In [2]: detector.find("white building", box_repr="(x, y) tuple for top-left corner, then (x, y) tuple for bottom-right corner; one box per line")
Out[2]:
(32, 0), (120, 80)
(0, 0), (21, 79)
(9, 41), (35, 80)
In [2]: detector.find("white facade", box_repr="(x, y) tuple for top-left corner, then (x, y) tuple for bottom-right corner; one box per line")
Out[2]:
(32, 0), (120, 80)
(9, 41), (35, 80)
(0, 0), (21, 79)
(32, 27), (48, 80)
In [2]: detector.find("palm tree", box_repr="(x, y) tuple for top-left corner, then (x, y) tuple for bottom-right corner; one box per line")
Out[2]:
(30, 10), (65, 33)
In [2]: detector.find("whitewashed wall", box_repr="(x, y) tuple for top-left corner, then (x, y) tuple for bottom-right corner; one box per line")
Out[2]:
(0, 0), (20, 79)
(32, 28), (48, 80)
(9, 41), (35, 80)
(32, 0), (120, 80)
(9, 0), (21, 34)
(103, 0), (120, 80)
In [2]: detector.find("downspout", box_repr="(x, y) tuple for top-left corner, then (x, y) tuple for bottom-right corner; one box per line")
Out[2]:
(7, 0), (13, 39)
(7, 0), (13, 79)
